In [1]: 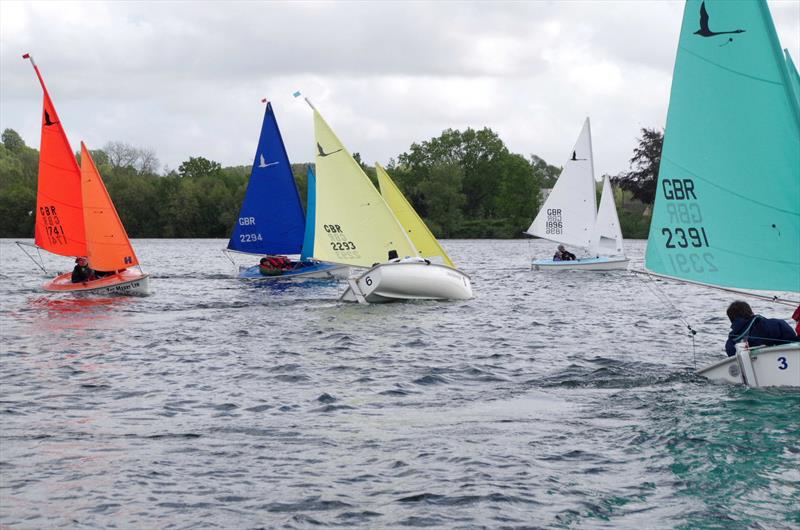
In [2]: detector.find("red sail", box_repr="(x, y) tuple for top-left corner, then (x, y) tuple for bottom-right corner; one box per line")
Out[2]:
(30, 59), (87, 257)
(80, 143), (139, 271)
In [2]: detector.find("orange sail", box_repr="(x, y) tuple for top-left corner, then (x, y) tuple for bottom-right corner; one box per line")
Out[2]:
(28, 57), (87, 257)
(80, 143), (139, 271)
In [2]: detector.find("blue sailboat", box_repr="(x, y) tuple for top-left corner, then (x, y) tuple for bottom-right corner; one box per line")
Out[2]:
(228, 102), (347, 280)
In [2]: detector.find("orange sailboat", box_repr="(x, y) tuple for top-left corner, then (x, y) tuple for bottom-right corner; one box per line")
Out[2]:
(23, 54), (150, 295)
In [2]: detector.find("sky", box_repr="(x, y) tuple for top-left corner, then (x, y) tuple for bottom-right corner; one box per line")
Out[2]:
(1, 0), (798, 178)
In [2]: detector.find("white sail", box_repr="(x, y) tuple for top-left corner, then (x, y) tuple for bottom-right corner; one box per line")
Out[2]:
(526, 117), (597, 250)
(590, 175), (624, 256)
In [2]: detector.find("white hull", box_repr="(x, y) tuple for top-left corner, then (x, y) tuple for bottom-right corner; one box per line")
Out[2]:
(532, 256), (629, 271)
(697, 343), (800, 388)
(339, 260), (473, 304)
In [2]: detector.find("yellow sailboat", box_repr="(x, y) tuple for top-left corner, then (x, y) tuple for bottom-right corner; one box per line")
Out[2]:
(305, 99), (472, 303)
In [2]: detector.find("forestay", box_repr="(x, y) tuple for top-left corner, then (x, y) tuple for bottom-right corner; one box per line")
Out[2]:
(311, 109), (417, 268)
(526, 118), (597, 249)
(591, 175), (624, 256)
(645, 0), (800, 292)
(227, 102), (305, 255)
(80, 143), (139, 271)
(376, 163), (455, 268)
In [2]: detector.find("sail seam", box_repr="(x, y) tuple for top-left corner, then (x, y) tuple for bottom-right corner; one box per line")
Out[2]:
(681, 47), (784, 86)
(664, 156), (800, 216)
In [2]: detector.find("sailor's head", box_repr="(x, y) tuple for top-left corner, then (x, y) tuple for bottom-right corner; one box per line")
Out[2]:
(726, 300), (754, 322)
(260, 257), (269, 265)
(76, 256), (88, 266)
(557, 245), (566, 251)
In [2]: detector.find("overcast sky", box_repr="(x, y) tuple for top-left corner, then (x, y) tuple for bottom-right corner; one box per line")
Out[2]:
(1, 1), (798, 178)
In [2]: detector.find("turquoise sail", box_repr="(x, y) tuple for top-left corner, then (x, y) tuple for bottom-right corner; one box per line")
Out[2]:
(785, 49), (800, 107)
(645, 0), (800, 292)
(300, 166), (316, 260)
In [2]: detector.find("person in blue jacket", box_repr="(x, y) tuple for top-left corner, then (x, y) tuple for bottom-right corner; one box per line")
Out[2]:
(725, 300), (799, 356)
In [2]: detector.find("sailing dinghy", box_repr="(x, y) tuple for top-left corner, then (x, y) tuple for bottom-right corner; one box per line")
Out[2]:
(227, 101), (347, 281)
(22, 54), (149, 296)
(527, 118), (628, 271)
(305, 101), (472, 303)
(645, 0), (800, 387)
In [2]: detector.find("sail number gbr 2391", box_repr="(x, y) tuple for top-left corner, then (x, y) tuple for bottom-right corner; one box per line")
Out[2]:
(658, 178), (717, 274)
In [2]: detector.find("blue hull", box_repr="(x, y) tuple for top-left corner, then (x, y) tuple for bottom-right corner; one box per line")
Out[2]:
(238, 260), (346, 280)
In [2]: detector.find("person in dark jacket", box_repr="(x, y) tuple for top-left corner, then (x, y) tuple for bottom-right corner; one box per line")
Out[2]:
(553, 244), (576, 261)
(725, 300), (799, 356)
(71, 257), (95, 283)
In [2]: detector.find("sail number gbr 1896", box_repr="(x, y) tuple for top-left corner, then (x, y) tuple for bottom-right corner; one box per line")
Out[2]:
(658, 178), (717, 275)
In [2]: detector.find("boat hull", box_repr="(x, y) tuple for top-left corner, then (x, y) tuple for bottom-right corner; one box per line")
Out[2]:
(43, 269), (150, 296)
(238, 260), (349, 281)
(340, 261), (473, 303)
(531, 256), (629, 271)
(697, 343), (800, 388)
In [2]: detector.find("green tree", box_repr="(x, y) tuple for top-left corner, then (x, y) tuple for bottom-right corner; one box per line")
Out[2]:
(178, 156), (222, 179)
(613, 127), (663, 204)
(2, 129), (26, 153)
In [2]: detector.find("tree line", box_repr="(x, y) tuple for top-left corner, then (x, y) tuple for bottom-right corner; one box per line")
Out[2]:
(0, 126), (661, 240)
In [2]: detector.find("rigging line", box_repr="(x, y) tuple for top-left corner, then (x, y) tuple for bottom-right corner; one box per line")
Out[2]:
(15, 241), (48, 274)
(632, 269), (698, 365)
(628, 268), (799, 307)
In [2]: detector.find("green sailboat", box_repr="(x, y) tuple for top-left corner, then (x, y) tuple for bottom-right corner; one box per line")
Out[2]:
(645, 0), (800, 387)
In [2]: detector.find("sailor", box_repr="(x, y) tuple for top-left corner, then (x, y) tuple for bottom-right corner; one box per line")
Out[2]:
(71, 257), (95, 283)
(259, 255), (292, 276)
(724, 300), (800, 356)
(553, 244), (576, 261)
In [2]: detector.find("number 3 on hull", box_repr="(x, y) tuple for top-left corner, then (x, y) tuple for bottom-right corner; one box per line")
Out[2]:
(645, 1), (800, 387)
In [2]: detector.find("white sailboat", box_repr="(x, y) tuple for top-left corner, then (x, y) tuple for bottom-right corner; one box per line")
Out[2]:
(645, 0), (800, 387)
(303, 99), (473, 304)
(526, 118), (628, 271)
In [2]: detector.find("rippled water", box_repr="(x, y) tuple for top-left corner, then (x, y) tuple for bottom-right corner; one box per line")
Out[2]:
(1, 238), (798, 529)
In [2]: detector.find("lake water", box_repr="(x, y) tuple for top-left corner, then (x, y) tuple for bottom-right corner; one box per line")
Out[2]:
(1, 238), (798, 529)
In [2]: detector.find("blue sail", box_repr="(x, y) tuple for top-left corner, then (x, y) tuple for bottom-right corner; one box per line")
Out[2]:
(227, 102), (305, 255)
(300, 166), (316, 260)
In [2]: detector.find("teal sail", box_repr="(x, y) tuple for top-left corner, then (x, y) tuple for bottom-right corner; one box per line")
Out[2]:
(785, 49), (800, 107)
(645, 0), (800, 293)
(300, 166), (316, 260)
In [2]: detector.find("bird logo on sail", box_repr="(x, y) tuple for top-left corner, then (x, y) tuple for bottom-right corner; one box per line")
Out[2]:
(317, 143), (343, 158)
(694, 1), (745, 39)
(258, 154), (278, 168)
(571, 150), (587, 161)
(43, 110), (57, 126)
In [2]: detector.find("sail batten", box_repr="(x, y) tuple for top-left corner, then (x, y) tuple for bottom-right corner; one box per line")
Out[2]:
(645, 0), (800, 293)
(228, 102), (305, 255)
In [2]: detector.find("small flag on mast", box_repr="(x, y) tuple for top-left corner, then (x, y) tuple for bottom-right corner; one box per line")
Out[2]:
(261, 98), (267, 103)
(292, 90), (302, 98)
(22, 53), (30, 59)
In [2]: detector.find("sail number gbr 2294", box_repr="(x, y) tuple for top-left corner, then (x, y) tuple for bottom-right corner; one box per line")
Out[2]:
(658, 178), (717, 274)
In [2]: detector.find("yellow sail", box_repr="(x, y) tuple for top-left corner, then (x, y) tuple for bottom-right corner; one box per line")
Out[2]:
(312, 109), (417, 267)
(376, 163), (455, 268)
